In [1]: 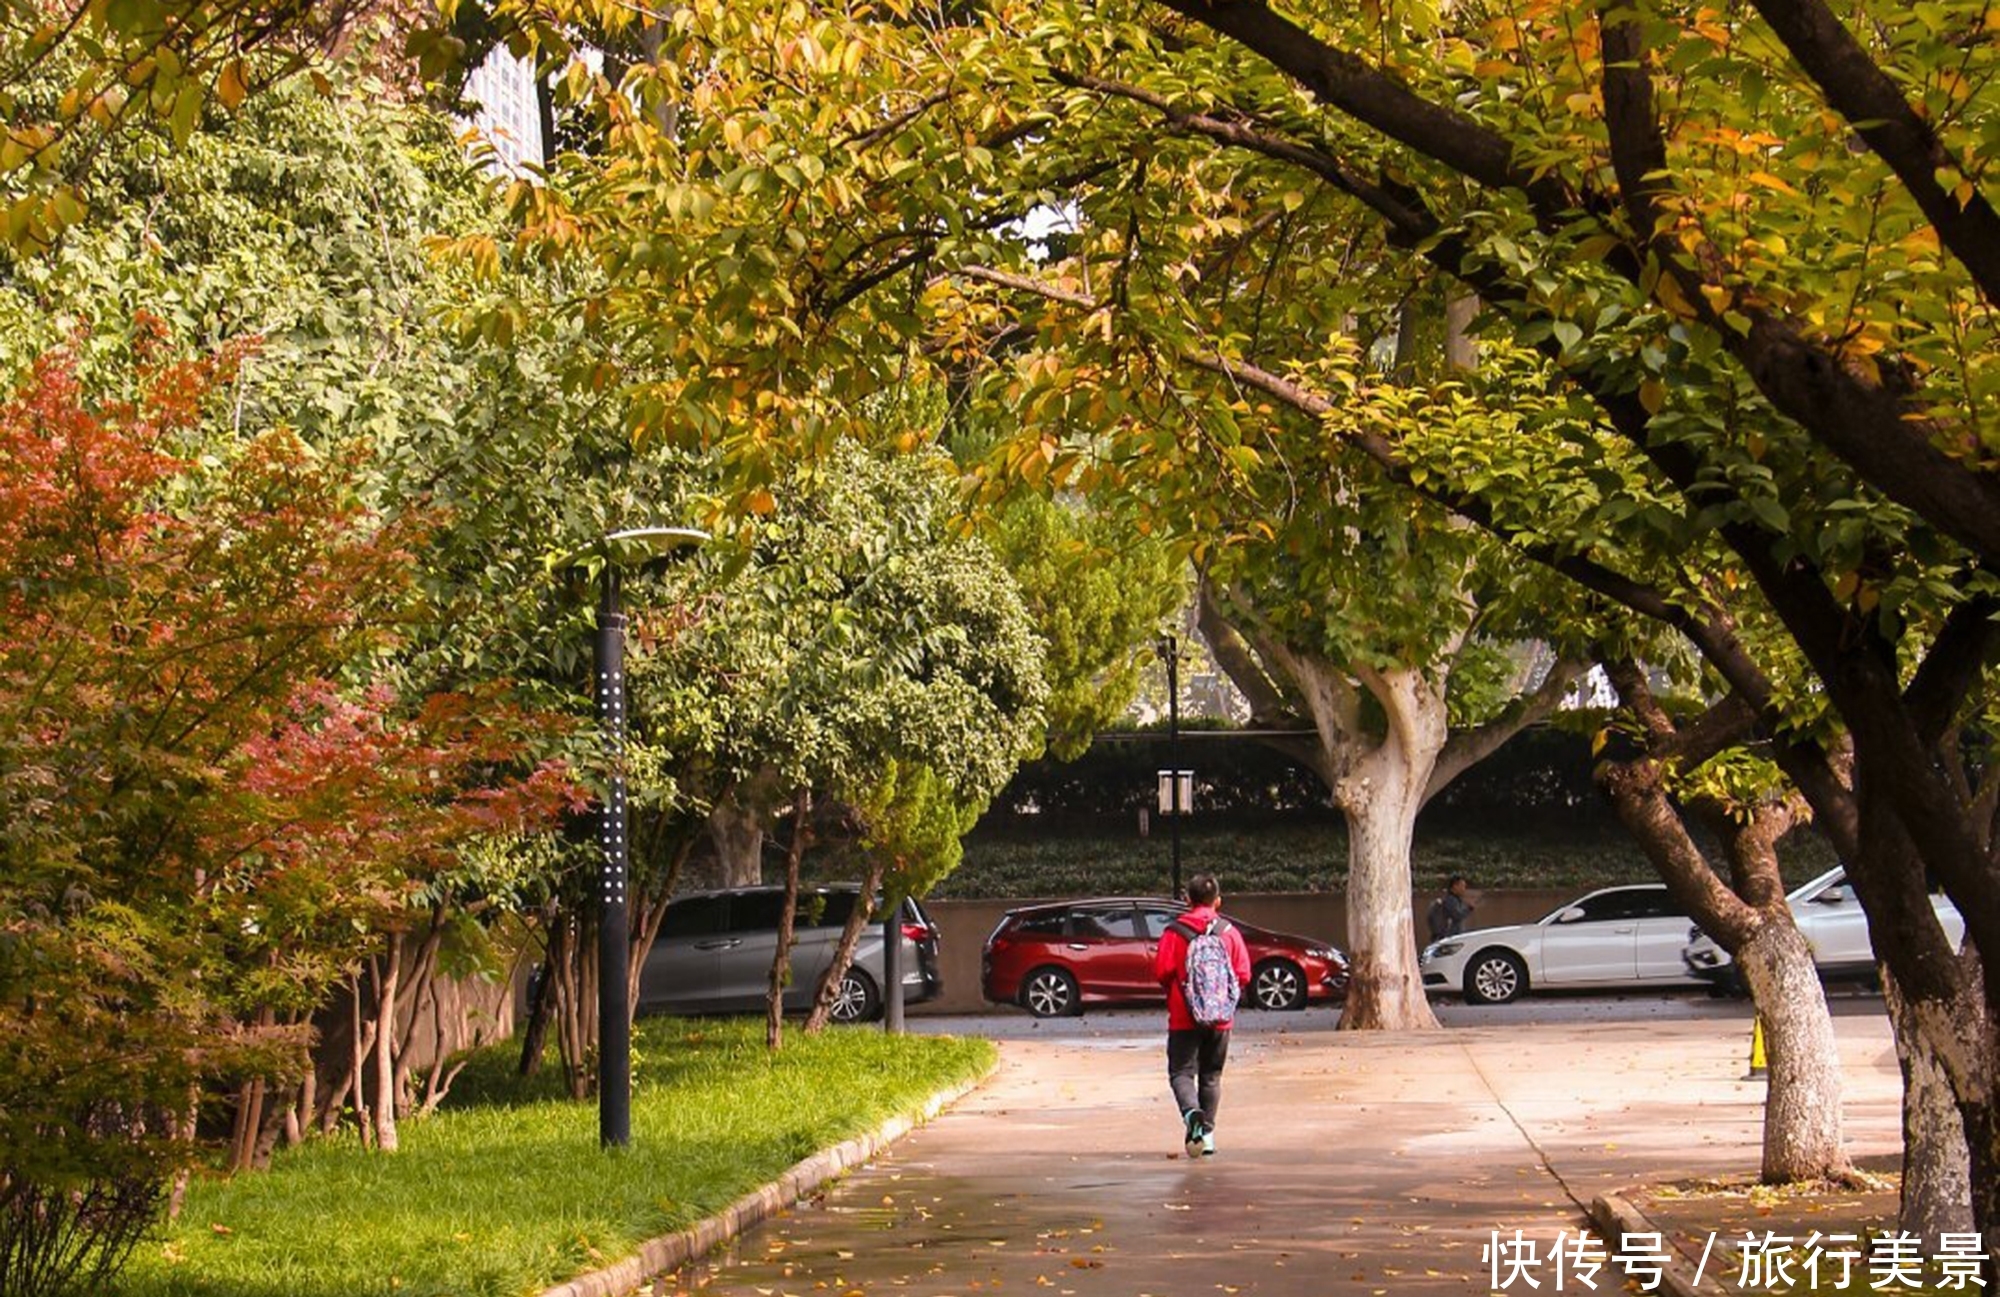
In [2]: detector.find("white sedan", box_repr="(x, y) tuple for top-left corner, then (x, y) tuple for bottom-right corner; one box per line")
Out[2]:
(1680, 865), (1964, 989)
(1420, 884), (1707, 1004)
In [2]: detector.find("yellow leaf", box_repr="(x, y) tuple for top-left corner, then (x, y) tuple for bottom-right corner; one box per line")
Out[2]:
(1638, 378), (1666, 415)
(744, 488), (776, 515)
(217, 58), (248, 109)
(1744, 170), (1798, 195)
(1653, 273), (1696, 318)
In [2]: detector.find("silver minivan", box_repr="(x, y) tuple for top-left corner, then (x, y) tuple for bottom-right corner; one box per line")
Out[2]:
(637, 885), (943, 1023)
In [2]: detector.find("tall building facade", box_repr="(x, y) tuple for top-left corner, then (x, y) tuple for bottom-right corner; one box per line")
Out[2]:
(462, 49), (544, 172)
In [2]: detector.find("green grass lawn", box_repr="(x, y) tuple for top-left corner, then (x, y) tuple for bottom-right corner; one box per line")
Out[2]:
(116, 1019), (995, 1297)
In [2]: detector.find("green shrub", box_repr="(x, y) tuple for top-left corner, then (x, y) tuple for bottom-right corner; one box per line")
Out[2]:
(940, 822), (1839, 898)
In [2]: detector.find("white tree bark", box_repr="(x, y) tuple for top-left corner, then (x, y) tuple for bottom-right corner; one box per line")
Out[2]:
(1882, 972), (1975, 1246)
(1734, 921), (1852, 1181)
(1333, 664), (1446, 1030)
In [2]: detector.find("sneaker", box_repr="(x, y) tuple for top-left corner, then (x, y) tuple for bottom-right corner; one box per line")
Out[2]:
(1201, 1129), (1216, 1156)
(1182, 1110), (1207, 1158)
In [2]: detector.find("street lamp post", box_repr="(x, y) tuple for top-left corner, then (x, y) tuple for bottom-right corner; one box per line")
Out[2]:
(1158, 634), (1184, 899)
(882, 903), (904, 1034)
(570, 526), (706, 1150)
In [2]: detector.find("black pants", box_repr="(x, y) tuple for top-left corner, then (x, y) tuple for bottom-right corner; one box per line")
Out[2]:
(1167, 1026), (1231, 1127)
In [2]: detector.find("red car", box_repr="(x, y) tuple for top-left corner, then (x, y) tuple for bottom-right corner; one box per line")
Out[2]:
(982, 897), (1349, 1017)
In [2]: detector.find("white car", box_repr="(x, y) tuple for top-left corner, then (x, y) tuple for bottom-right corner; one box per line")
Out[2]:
(1420, 884), (1705, 1004)
(1680, 866), (1965, 989)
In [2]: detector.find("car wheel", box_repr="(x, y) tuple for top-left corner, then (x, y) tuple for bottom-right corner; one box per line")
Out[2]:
(1463, 950), (1528, 1005)
(829, 967), (881, 1024)
(1021, 965), (1081, 1018)
(1251, 959), (1307, 1011)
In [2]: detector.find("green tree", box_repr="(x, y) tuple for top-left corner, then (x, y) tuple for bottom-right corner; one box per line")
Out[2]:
(981, 491), (1185, 762)
(0, 332), (572, 1293)
(457, 0), (1993, 1234)
(633, 439), (1051, 1044)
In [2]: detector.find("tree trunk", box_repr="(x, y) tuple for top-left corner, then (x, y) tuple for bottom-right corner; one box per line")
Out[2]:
(390, 915), (446, 1123)
(1848, 773), (1991, 1272)
(1882, 971), (1974, 1246)
(1336, 666), (1444, 1031)
(627, 833), (694, 1021)
(517, 917), (562, 1078)
(349, 966), (373, 1145)
(549, 907), (597, 1101)
(1444, 290), (1479, 371)
(766, 790), (809, 1050)
(710, 789), (767, 888)
(1596, 661), (1856, 1183)
(1733, 922), (1855, 1181)
(804, 854), (889, 1033)
(372, 936), (402, 1152)
(166, 1087), (198, 1221)
(227, 1078), (263, 1174)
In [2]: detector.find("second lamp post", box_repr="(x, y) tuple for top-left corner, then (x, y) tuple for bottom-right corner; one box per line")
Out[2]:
(1157, 634), (1190, 899)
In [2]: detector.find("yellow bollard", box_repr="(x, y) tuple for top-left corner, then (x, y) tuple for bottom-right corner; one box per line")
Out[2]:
(1745, 1014), (1768, 1080)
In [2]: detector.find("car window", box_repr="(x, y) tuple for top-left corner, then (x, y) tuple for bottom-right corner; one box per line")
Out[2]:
(1621, 890), (1686, 919)
(727, 891), (789, 932)
(659, 895), (729, 939)
(1009, 911), (1068, 938)
(1568, 890), (1661, 922)
(1070, 906), (1140, 939)
(1139, 908), (1180, 940)
(797, 890), (858, 930)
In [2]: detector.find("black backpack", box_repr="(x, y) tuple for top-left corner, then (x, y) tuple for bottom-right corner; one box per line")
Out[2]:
(1426, 897), (1451, 942)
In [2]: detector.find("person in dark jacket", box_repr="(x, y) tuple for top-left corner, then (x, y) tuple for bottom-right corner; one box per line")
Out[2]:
(1427, 875), (1476, 942)
(1153, 873), (1253, 1158)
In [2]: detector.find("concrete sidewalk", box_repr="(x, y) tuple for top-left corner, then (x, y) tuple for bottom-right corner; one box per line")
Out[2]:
(659, 1012), (1905, 1295)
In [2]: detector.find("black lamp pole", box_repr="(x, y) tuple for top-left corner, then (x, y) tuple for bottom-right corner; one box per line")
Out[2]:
(882, 904), (905, 1033)
(594, 565), (632, 1149)
(1162, 634), (1182, 900)
(568, 526), (705, 1152)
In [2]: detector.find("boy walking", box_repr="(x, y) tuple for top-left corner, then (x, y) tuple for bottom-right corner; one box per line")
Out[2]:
(1153, 873), (1252, 1158)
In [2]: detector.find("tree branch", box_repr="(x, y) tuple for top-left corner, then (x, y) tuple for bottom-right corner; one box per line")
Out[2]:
(1426, 656), (1588, 798)
(1747, 0), (2000, 304)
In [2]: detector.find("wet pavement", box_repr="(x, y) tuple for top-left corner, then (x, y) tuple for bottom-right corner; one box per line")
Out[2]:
(656, 1011), (1905, 1296)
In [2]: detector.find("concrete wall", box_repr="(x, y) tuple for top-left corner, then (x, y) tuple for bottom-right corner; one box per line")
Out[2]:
(910, 889), (1579, 1015)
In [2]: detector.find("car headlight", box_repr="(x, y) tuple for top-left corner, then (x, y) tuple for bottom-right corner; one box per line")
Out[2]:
(1307, 946), (1339, 961)
(1424, 941), (1463, 959)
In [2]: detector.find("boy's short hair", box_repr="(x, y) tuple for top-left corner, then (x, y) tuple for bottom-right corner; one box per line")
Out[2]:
(1186, 874), (1221, 906)
(1449, 874), (1469, 890)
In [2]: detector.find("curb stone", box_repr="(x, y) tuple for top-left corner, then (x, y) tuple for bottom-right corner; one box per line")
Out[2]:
(535, 1058), (1000, 1297)
(1591, 1191), (1718, 1297)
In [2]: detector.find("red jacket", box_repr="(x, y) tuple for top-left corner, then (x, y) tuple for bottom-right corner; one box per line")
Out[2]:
(1153, 905), (1253, 1030)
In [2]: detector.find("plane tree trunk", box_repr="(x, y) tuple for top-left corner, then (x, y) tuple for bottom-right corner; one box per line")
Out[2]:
(1596, 661), (1854, 1183)
(1198, 583), (1582, 1032)
(1334, 665), (1447, 1030)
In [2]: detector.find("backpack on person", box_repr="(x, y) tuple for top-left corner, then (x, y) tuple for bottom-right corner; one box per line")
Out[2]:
(1168, 917), (1241, 1026)
(1426, 897), (1451, 942)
